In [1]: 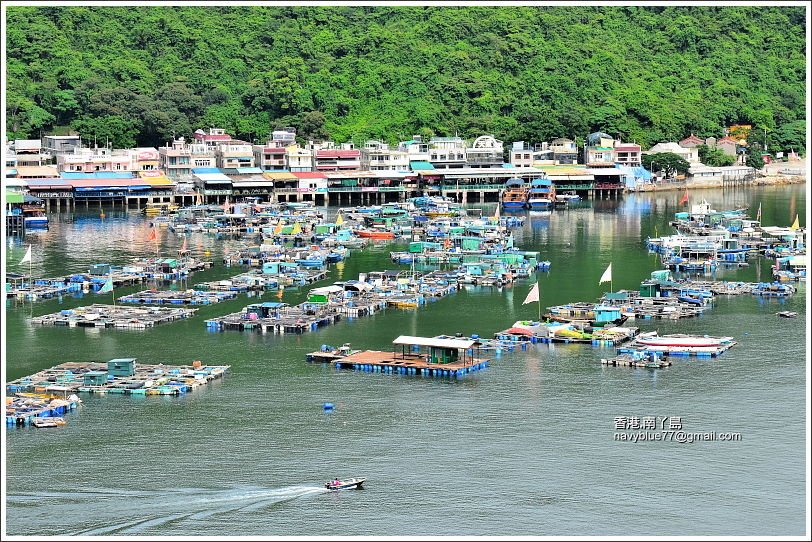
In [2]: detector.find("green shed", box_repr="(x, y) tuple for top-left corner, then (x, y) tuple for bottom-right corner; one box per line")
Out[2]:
(107, 358), (136, 377)
(83, 371), (108, 385)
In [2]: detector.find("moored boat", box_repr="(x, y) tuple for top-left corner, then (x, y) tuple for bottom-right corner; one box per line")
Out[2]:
(527, 178), (555, 210)
(501, 178), (530, 210)
(355, 229), (395, 240)
(635, 333), (734, 348)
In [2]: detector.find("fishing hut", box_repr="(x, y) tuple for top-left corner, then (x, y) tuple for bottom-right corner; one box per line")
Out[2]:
(332, 335), (489, 378)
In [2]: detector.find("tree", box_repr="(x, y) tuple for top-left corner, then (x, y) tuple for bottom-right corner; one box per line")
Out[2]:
(642, 152), (690, 178)
(696, 144), (735, 167)
(745, 153), (764, 170)
(70, 115), (139, 148)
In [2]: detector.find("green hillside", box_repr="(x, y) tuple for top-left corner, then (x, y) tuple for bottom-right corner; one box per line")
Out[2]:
(5, 5), (807, 153)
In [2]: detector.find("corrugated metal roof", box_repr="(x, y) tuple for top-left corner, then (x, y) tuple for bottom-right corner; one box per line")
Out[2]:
(15, 166), (60, 178)
(392, 335), (476, 349)
(25, 178), (70, 188)
(262, 172), (297, 181)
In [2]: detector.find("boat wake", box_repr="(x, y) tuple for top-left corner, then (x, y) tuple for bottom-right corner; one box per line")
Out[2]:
(6, 485), (329, 536)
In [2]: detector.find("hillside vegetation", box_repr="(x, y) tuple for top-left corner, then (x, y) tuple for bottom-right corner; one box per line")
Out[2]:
(6, 6), (807, 153)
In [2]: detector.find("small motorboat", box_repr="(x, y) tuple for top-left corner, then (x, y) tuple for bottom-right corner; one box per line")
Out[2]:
(776, 311), (798, 318)
(325, 477), (366, 491)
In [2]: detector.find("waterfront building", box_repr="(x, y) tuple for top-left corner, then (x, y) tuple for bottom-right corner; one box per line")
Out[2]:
(223, 167), (274, 200)
(57, 146), (131, 173)
(714, 136), (740, 157)
(158, 137), (216, 182)
(614, 141), (642, 168)
(510, 141), (535, 168)
(215, 140), (255, 169)
(428, 136), (467, 169)
(645, 141), (700, 163)
(315, 143), (361, 172)
(10, 140), (46, 167)
(193, 127), (233, 148)
(688, 164), (754, 184)
(41, 134), (81, 161)
(254, 128), (296, 171)
(465, 135), (504, 168)
(549, 138), (578, 164)
(584, 133), (616, 167)
(397, 135), (431, 166)
(679, 134), (704, 148)
(193, 167), (233, 203)
(360, 140), (410, 171)
(286, 144), (315, 172)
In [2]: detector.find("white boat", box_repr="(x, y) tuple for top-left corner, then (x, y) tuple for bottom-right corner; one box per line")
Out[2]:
(325, 477), (366, 490)
(635, 333), (734, 348)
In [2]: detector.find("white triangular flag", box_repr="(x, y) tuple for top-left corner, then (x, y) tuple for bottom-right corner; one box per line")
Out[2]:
(522, 282), (539, 305)
(20, 245), (32, 264)
(599, 263), (612, 285)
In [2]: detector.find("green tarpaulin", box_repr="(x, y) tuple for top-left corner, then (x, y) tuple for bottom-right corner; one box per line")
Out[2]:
(6, 192), (24, 204)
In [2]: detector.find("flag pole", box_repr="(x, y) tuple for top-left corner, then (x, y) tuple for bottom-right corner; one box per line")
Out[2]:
(538, 280), (541, 322)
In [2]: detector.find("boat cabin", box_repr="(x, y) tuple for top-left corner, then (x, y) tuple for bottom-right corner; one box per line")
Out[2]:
(392, 335), (479, 365)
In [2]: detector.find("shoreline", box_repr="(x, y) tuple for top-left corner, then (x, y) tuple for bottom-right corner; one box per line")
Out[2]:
(631, 174), (806, 193)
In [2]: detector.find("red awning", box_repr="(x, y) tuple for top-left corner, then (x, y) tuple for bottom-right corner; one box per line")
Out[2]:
(504, 327), (534, 336)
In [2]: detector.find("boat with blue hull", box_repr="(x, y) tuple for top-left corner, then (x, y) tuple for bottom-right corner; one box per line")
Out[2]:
(527, 178), (555, 210)
(501, 178), (530, 210)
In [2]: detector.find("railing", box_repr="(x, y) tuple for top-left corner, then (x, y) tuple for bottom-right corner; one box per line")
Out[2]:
(552, 183), (594, 190)
(427, 184), (505, 191)
(326, 186), (406, 193)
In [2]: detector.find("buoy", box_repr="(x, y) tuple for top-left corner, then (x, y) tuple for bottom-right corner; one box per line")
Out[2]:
(323, 402), (335, 411)
(100, 212), (105, 219)
(204, 250), (211, 256)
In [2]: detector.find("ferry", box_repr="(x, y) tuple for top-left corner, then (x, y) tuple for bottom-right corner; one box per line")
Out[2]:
(501, 178), (530, 210)
(526, 178), (555, 210)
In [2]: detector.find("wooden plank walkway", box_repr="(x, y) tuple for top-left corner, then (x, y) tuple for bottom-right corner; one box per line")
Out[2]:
(332, 350), (489, 377)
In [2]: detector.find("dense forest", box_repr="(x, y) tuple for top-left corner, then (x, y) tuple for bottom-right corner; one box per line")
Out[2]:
(5, 6), (807, 154)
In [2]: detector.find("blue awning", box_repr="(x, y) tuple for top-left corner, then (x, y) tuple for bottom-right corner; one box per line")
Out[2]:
(410, 161), (435, 171)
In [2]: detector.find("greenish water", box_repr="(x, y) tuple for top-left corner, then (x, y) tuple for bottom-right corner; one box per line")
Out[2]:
(4, 184), (808, 536)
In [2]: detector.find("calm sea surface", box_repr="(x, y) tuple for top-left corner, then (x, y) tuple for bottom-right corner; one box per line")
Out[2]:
(4, 185), (808, 536)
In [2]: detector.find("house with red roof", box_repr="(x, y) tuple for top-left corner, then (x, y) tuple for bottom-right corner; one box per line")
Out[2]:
(715, 136), (740, 157)
(679, 134), (704, 148)
(613, 142), (642, 167)
(315, 145), (361, 171)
